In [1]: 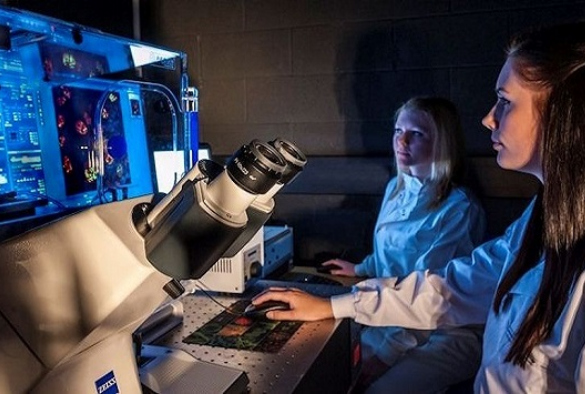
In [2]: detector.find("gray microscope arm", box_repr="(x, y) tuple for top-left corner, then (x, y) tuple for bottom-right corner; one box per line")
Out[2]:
(0, 138), (305, 394)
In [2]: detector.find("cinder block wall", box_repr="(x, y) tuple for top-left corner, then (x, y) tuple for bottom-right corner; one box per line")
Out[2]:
(140, 0), (583, 263)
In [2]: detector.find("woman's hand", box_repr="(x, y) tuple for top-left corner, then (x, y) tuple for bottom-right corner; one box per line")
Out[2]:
(322, 258), (357, 277)
(251, 287), (334, 321)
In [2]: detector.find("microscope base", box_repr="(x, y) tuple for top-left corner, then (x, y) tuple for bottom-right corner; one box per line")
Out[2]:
(139, 345), (249, 394)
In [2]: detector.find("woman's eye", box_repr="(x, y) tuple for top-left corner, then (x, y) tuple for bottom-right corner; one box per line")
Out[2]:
(394, 129), (402, 135)
(494, 97), (510, 117)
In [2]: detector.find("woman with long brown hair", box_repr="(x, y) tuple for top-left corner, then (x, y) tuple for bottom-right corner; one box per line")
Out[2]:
(252, 22), (585, 392)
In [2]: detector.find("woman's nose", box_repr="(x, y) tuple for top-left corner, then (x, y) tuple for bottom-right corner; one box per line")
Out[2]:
(397, 132), (409, 145)
(482, 105), (497, 131)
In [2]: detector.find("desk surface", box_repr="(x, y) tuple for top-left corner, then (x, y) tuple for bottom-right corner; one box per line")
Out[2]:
(155, 279), (353, 393)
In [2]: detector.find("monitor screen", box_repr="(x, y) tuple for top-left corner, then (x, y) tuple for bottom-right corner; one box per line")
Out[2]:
(37, 81), (154, 207)
(198, 143), (212, 161)
(153, 144), (212, 193)
(52, 85), (130, 196)
(0, 76), (46, 201)
(152, 150), (184, 194)
(0, 32), (178, 219)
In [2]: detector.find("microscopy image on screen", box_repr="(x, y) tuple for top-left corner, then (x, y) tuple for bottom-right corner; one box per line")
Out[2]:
(52, 85), (131, 196)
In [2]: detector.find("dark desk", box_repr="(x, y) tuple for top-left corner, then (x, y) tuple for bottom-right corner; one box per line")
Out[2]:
(153, 279), (361, 393)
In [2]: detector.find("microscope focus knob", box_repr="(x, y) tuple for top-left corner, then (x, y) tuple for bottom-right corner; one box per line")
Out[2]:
(249, 261), (263, 278)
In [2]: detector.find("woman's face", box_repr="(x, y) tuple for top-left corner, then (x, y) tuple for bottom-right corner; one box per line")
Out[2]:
(482, 58), (543, 182)
(393, 108), (435, 179)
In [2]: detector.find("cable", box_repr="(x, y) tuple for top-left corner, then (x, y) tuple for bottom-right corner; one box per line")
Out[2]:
(15, 192), (68, 210)
(0, 308), (46, 368)
(192, 280), (246, 317)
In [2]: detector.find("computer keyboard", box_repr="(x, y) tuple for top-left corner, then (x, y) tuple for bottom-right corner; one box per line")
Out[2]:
(279, 271), (343, 286)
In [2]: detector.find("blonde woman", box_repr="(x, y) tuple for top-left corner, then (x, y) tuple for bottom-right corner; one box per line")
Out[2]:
(322, 97), (486, 391)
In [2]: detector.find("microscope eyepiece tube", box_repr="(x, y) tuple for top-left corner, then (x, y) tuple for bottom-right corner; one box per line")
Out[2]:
(270, 138), (307, 185)
(252, 138), (307, 206)
(225, 139), (286, 194)
(203, 140), (286, 219)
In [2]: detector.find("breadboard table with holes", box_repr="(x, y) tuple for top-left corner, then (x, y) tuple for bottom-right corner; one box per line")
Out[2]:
(154, 280), (361, 394)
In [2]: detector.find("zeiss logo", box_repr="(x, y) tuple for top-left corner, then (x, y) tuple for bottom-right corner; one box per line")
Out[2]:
(95, 371), (119, 394)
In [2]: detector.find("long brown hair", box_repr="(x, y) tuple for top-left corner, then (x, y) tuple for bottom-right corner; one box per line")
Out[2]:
(493, 22), (585, 367)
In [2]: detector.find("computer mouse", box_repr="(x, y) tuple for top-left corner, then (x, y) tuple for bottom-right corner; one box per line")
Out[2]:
(243, 300), (290, 318)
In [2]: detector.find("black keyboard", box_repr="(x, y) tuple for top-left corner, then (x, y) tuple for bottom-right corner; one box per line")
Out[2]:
(279, 271), (343, 286)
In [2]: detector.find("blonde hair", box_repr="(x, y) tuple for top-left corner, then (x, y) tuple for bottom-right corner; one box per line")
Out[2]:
(392, 97), (466, 207)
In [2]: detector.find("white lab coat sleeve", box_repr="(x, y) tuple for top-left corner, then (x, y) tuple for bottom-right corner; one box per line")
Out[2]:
(331, 200), (533, 328)
(332, 246), (502, 328)
(411, 195), (485, 272)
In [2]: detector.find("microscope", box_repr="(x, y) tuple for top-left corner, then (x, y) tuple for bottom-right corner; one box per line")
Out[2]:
(0, 138), (305, 393)
(197, 138), (307, 293)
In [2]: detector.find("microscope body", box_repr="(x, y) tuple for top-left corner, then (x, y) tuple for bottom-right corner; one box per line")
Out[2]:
(0, 197), (170, 393)
(0, 138), (307, 393)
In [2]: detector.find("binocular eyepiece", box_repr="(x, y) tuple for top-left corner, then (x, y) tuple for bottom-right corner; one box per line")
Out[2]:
(270, 138), (307, 185)
(225, 138), (307, 195)
(142, 137), (307, 279)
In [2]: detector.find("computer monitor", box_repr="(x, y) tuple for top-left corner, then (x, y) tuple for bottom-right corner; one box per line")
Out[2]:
(0, 29), (179, 218)
(0, 61), (48, 218)
(197, 142), (212, 161)
(152, 150), (184, 194)
(0, 76), (46, 198)
(152, 143), (212, 194)
(37, 81), (155, 207)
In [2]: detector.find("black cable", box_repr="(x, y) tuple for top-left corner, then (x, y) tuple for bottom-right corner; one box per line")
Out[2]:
(0, 308), (46, 368)
(192, 281), (246, 317)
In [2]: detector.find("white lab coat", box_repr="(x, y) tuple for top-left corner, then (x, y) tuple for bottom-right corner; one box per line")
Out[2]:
(356, 174), (486, 390)
(355, 174), (486, 278)
(332, 198), (585, 393)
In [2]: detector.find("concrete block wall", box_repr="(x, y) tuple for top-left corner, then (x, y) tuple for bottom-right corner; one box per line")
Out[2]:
(140, 0), (585, 263)
(4, 0), (582, 261)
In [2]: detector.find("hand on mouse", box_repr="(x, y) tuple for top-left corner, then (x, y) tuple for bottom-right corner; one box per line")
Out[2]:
(321, 259), (356, 277)
(251, 287), (334, 322)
